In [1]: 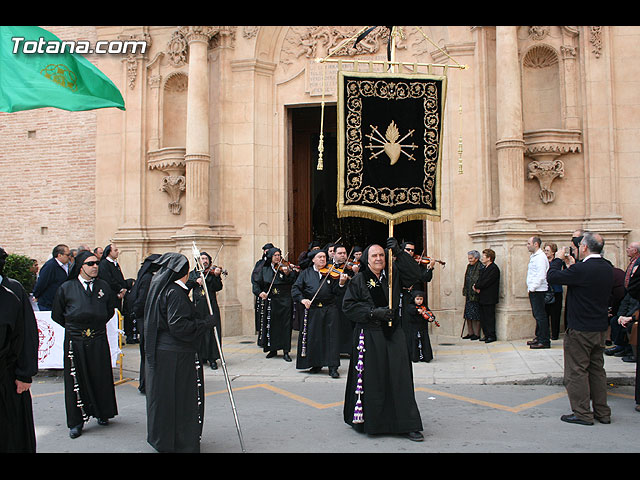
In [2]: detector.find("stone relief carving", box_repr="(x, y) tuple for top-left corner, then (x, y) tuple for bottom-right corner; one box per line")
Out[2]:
(147, 147), (187, 215)
(590, 26), (602, 58)
(524, 130), (582, 204)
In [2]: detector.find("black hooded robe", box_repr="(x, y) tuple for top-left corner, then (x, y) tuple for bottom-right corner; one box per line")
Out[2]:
(144, 253), (214, 453)
(292, 264), (343, 370)
(186, 267), (223, 366)
(342, 246), (424, 435)
(0, 275), (38, 453)
(253, 249), (296, 354)
(403, 291), (434, 363)
(51, 251), (118, 428)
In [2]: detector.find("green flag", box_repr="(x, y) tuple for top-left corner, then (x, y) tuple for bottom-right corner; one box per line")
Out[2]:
(0, 26), (125, 113)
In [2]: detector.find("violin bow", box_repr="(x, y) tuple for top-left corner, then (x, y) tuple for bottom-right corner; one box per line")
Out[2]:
(191, 241), (246, 453)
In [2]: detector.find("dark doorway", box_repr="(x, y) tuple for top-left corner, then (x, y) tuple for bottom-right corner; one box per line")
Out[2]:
(289, 106), (424, 262)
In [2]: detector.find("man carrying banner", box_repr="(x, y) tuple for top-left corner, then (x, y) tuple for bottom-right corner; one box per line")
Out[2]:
(342, 238), (425, 441)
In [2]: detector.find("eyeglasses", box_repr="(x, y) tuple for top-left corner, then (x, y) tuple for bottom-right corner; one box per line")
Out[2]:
(405, 248), (414, 252)
(83, 261), (100, 266)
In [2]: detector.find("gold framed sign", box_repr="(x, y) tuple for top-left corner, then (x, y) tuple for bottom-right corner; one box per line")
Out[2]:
(337, 70), (447, 224)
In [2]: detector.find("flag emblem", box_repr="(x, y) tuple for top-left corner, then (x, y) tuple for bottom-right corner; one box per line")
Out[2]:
(41, 64), (78, 92)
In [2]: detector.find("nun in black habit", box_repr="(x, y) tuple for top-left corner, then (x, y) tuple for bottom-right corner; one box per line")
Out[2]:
(0, 248), (38, 452)
(51, 250), (118, 438)
(342, 239), (425, 441)
(130, 253), (161, 394)
(292, 248), (347, 377)
(144, 253), (215, 453)
(253, 247), (297, 361)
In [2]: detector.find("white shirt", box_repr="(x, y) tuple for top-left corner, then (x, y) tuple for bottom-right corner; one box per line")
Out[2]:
(527, 248), (549, 292)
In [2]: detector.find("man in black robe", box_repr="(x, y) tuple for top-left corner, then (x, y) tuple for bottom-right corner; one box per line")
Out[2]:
(186, 251), (223, 370)
(251, 243), (274, 333)
(0, 247), (38, 452)
(342, 238), (425, 441)
(292, 249), (347, 378)
(253, 247), (297, 361)
(144, 253), (216, 453)
(331, 244), (355, 355)
(98, 244), (136, 343)
(130, 253), (161, 394)
(51, 250), (118, 439)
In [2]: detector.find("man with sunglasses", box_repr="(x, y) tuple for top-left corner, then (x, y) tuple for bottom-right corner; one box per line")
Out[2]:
(52, 250), (118, 439)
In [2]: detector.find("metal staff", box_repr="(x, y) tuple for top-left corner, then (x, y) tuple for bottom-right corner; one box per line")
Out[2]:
(191, 242), (246, 453)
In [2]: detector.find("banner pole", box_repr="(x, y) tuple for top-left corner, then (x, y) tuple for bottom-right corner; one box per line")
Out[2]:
(388, 219), (394, 326)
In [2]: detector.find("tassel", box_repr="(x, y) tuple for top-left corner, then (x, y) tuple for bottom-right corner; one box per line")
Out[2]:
(301, 308), (309, 357)
(352, 329), (365, 424)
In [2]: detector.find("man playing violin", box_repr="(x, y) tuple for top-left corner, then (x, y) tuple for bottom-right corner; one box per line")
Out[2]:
(292, 249), (347, 378)
(331, 244), (356, 354)
(186, 252), (224, 370)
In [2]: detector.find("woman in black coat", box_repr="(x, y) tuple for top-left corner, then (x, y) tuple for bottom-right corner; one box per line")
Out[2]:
(473, 249), (500, 343)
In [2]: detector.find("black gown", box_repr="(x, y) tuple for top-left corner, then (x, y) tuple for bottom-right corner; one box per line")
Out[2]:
(51, 277), (118, 428)
(404, 299), (434, 363)
(186, 269), (223, 366)
(342, 248), (424, 435)
(0, 276), (38, 453)
(291, 267), (343, 370)
(253, 263), (296, 353)
(144, 253), (215, 453)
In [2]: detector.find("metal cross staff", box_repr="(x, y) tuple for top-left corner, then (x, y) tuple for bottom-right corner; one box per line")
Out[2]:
(191, 242), (246, 453)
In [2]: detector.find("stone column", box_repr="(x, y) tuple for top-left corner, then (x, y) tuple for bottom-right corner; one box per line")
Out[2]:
(181, 26), (215, 230)
(495, 26), (527, 225)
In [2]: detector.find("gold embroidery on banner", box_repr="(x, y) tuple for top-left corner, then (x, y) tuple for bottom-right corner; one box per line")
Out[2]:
(366, 120), (418, 165)
(344, 77), (441, 210)
(40, 64), (78, 92)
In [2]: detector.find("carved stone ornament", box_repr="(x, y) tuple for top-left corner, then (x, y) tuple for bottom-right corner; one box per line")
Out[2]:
(524, 129), (582, 204)
(147, 147), (187, 214)
(527, 159), (565, 204)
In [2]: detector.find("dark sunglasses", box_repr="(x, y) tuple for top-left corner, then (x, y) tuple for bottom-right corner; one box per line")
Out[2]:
(83, 261), (100, 266)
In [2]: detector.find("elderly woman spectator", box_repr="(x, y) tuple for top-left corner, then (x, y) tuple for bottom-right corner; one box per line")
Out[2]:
(544, 243), (564, 340)
(473, 249), (500, 343)
(462, 250), (483, 340)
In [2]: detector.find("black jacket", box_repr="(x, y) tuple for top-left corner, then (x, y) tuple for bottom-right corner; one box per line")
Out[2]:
(547, 256), (613, 332)
(474, 262), (500, 305)
(32, 257), (68, 310)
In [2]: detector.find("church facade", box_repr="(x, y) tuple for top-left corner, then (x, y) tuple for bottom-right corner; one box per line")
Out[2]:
(1, 26), (638, 339)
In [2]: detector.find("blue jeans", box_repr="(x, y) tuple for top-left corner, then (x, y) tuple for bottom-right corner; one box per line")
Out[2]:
(529, 291), (549, 346)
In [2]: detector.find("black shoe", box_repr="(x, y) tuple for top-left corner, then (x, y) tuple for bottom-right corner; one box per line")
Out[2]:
(69, 424), (83, 438)
(405, 431), (424, 442)
(329, 367), (340, 378)
(529, 343), (550, 349)
(308, 366), (322, 373)
(469, 335), (479, 340)
(621, 355), (637, 363)
(526, 338), (539, 346)
(462, 334), (473, 339)
(266, 351), (277, 358)
(605, 345), (625, 356)
(210, 361), (218, 370)
(560, 414), (593, 426)
(484, 337), (496, 343)
(595, 416), (611, 424)
(97, 418), (109, 426)
(283, 353), (292, 362)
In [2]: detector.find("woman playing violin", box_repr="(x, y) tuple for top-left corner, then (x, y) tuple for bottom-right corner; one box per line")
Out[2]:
(252, 247), (297, 361)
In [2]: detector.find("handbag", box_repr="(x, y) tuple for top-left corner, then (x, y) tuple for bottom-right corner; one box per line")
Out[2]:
(544, 288), (555, 305)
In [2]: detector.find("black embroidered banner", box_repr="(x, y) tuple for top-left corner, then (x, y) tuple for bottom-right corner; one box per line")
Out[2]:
(337, 71), (447, 223)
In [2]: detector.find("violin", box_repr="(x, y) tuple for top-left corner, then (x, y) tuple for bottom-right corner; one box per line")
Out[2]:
(205, 265), (228, 276)
(278, 260), (300, 273)
(417, 305), (440, 327)
(318, 263), (344, 279)
(414, 254), (446, 267)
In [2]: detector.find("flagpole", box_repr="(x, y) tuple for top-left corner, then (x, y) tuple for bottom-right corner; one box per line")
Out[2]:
(388, 219), (394, 326)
